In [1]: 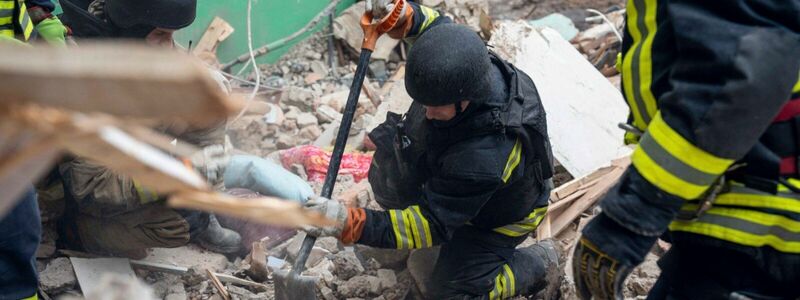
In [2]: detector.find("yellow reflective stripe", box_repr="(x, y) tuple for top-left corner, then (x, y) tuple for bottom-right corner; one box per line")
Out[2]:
(133, 181), (159, 203)
(632, 112), (733, 199)
(493, 206), (548, 237)
(504, 264), (516, 297)
(502, 139), (522, 183)
(389, 210), (406, 249)
(793, 75), (800, 94)
(0, 0), (13, 9)
(22, 294), (38, 300)
(670, 205), (800, 253)
(17, 1), (31, 40)
(389, 205), (433, 249)
(419, 6), (439, 33)
(488, 264), (516, 299)
(716, 185), (800, 214)
(412, 205), (433, 247)
(648, 113), (732, 174)
(621, 0), (659, 131)
(0, 16), (11, 24)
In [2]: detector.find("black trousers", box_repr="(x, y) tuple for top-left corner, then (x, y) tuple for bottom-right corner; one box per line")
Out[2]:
(0, 187), (41, 300)
(430, 225), (549, 299)
(647, 240), (800, 300)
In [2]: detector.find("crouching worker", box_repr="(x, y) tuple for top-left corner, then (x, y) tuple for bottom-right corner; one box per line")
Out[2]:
(304, 1), (561, 299)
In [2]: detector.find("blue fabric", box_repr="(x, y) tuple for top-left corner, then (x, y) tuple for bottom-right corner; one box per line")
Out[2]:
(26, 0), (55, 12)
(0, 187), (41, 300)
(223, 155), (312, 204)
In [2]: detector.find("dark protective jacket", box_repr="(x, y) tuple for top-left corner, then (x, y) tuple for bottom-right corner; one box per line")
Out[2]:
(604, 0), (800, 284)
(361, 5), (553, 249)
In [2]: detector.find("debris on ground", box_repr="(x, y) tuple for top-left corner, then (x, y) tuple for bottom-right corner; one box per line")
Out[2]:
(25, 0), (665, 298)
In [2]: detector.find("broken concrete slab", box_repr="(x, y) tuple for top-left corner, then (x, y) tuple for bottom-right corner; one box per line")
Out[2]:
(83, 273), (156, 300)
(70, 257), (137, 295)
(296, 112), (320, 128)
(377, 269), (398, 291)
(314, 236), (344, 254)
(39, 257), (77, 294)
(407, 247), (441, 299)
(142, 245), (229, 273)
(306, 246), (332, 269)
(355, 245), (410, 270)
(331, 250), (365, 281)
(489, 22), (631, 177)
(337, 275), (380, 298)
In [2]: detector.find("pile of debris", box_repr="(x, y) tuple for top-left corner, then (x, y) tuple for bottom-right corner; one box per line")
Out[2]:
(30, 1), (669, 299)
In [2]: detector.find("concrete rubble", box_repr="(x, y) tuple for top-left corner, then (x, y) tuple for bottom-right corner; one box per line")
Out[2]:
(32, 0), (664, 299)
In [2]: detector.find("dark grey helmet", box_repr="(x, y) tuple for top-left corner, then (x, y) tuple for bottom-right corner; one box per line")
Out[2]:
(105, 0), (196, 30)
(405, 23), (492, 106)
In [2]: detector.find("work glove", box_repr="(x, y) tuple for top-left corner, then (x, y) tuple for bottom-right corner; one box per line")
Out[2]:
(302, 196), (349, 238)
(190, 144), (230, 186)
(35, 17), (68, 47)
(572, 213), (657, 300)
(368, 0), (415, 40)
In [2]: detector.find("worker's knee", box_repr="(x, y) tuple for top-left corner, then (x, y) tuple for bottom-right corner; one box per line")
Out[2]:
(76, 205), (190, 258)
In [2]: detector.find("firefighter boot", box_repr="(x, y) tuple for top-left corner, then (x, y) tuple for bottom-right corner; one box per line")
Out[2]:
(516, 239), (563, 299)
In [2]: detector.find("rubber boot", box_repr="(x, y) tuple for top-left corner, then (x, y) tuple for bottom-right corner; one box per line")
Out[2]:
(191, 214), (242, 254)
(515, 239), (563, 299)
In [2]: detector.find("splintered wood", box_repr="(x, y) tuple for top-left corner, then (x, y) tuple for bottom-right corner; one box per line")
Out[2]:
(537, 156), (630, 240)
(0, 43), (329, 228)
(0, 43), (237, 124)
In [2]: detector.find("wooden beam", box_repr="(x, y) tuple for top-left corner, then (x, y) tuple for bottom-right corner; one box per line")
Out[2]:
(0, 43), (237, 123)
(192, 17), (235, 55)
(168, 191), (334, 228)
(549, 158), (629, 237)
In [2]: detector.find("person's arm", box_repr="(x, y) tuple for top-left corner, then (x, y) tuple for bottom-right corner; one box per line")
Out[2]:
(384, 2), (450, 42)
(26, 0), (67, 46)
(574, 0), (800, 298)
(357, 135), (518, 249)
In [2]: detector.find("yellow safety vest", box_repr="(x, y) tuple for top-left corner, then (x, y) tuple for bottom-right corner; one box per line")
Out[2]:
(0, 0), (33, 41)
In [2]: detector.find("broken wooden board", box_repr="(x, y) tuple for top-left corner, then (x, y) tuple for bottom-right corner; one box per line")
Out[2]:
(0, 132), (61, 217)
(0, 43), (237, 124)
(193, 17), (235, 67)
(490, 22), (631, 178)
(70, 257), (137, 294)
(193, 16), (235, 55)
(169, 191), (333, 228)
(537, 156), (630, 239)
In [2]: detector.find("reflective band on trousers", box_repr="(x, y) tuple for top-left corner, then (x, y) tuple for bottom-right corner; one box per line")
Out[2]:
(389, 205), (433, 249)
(670, 204), (800, 253)
(489, 264), (516, 300)
(632, 112), (733, 199)
(493, 206), (548, 237)
(621, 0), (659, 131)
(714, 184), (800, 214)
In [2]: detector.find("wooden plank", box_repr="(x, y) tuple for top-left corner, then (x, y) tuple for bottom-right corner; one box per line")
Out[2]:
(379, 65), (406, 96)
(361, 76), (382, 108)
(207, 269), (231, 300)
(0, 132), (62, 216)
(549, 159), (629, 237)
(192, 17), (235, 55)
(168, 191), (333, 228)
(0, 43), (237, 123)
(129, 260), (269, 290)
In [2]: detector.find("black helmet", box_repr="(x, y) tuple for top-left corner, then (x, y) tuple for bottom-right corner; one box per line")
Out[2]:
(405, 23), (492, 106)
(105, 0), (196, 30)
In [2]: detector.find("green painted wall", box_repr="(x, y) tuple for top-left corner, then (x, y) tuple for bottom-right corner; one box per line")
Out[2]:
(55, 0), (356, 66)
(174, 0), (356, 66)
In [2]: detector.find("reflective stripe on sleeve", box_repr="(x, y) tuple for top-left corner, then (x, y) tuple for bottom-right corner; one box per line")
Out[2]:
(493, 206), (548, 237)
(389, 205), (433, 249)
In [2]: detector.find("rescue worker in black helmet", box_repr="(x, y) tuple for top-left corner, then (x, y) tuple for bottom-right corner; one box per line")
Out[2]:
(572, 0), (800, 299)
(303, 1), (562, 298)
(35, 0), (243, 259)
